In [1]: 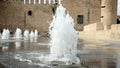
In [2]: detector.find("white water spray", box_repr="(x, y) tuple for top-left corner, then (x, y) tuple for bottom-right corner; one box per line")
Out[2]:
(39, 0), (41, 4)
(6, 29), (10, 40)
(1, 29), (10, 40)
(14, 28), (22, 39)
(34, 0), (36, 4)
(29, 0), (31, 4)
(49, 4), (80, 64)
(14, 4), (80, 66)
(29, 31), (35, 43)
(44, 0), (46, 4)
(23, 30), (29, 40)
(34, 29), (38, 42)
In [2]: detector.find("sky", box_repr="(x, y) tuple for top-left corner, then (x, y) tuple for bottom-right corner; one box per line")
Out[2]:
(118, 0), (120, 15)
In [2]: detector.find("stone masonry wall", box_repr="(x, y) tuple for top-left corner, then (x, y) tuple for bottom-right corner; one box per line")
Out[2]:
(0, 0), (101, 32)
(0, 0), (52, 33)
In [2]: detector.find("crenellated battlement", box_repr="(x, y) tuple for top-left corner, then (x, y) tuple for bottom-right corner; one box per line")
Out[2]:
(24, 0), (62, 4)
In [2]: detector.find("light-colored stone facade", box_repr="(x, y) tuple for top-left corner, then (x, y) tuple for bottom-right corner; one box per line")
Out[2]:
(101, 0), (117, 30)
(79, 0), (120, 40)
(79, 24), (120, 40)
(0, 0), (101, 32)
(62, 0), (101, 31)
(84, 23), (103, 31)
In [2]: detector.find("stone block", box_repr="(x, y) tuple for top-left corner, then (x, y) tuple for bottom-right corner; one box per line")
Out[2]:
(79, 30), (112, 40)
(84, 23), (103, 31)
(111, 24), (120, 31)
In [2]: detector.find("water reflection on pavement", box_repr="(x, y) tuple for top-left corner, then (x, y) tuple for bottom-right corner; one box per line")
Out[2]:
(0, 37), (120, 68)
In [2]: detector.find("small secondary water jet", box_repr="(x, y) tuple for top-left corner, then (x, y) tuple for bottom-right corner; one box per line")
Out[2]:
(6, 29), (10, 40)
(29, 30), (38, 42)
(29, 30), (35, 42)
(34, 29), (38, 42)
(1, 29), (6, 39)
(1, 29), (10, 40)
(23, 30), (29, 40)
(14, 28), (22, 39)
(48, 4), (80, 64)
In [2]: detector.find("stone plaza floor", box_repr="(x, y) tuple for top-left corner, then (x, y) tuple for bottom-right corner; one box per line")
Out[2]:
(0, 37), (120, 68)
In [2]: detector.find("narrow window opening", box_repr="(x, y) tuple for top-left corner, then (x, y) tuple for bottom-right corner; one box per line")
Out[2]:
(77, 15), (83, 24)
(101, 6), (106, 8)
(101, 16), (104, 18)
(117, 18), (120, 24)
(28, 10), (32, 16)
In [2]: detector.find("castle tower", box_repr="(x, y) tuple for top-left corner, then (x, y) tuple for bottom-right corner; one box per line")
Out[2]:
(101, 0), (117, 30)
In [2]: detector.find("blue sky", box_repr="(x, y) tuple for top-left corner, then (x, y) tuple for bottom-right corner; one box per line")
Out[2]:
(118, 0), (120, 15)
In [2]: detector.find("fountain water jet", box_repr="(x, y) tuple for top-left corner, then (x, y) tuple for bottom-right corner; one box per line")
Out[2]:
(14, 4), (80, 67)
(30, 30), (35, 42)
(14, 28), (22, 39)
(38, 0), (41, 4)
(6, 29), (10, 40)
(34, 0), (36, 4)
(48, 4), (80, 64)
(2, 46), (9, 51)
(1, 29), (6, 39)
(1, 29), (10, 40)
(23, 30), (29, 40)
(34, 29), (38, 42)
(48, 0), (51, 4)
(44, 0), (46, 4)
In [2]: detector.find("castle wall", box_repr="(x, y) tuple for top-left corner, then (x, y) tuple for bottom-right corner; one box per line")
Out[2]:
(0, 0), (52, 32)
(62, 0), (101, 31)
(0, 0), (101, 32)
